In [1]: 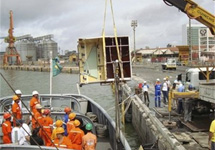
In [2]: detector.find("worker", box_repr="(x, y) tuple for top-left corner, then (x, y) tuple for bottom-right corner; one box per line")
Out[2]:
(63, 106), (72, 136)
(11, 120), (26, 145)
(166, 76), (171, 91)
(32, 104), (43, 129)
(209, 119), (215, 150)
(171, 80), (179, 110)
(68, 119), (84, 150)
(12, 89), (22, 110)
(30, 91), (40, 114)
(162, 78), (168, 105)
(67, 113), (76, 133)
(177, 81), (184, 114)
(12, 95), (22, 126)
(142, 81), (150, 107)
(53, 127), (73, 149)
(20, 118), (31, 145)
(41, 109), (53, 146)
(51, 120), (63, 140)
(30, 127), (44, 145)
(82, 123), (97, 150)
(2, 113), (12, 144)
(154, 78), (162, 107)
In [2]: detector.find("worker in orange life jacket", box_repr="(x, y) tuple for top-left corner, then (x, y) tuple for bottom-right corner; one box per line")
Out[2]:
(53, 127), (73, 149)
(68, 119), (84, 150)
(30, 91), (40, 114)
(30, 91), (40, 129)
(67, 113), (76, 133)
(33, 104), (43, 129)
(51, 120), (63, 140)
(82, 123), (97, 150)
(12, 95), (22, 126)
(2, 113), (12, 144)
(41, 109), (53, 146)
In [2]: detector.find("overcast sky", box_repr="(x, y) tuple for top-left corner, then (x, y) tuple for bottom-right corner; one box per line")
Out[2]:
(0, 0), (214, 52)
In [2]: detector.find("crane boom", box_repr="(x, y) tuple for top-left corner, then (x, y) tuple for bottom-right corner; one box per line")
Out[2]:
(164, 0), (215, 35)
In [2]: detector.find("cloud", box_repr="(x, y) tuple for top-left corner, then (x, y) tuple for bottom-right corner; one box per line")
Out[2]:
(0, 0), (214, 52)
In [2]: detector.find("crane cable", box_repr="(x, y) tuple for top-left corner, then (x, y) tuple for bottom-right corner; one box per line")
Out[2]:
(102, 0), (124, 80)
(0, 72), (59, 150)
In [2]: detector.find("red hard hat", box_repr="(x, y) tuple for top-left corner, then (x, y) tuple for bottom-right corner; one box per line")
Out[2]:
(64, 107), (71, 113)
(43, 109), (50, 115)
(3, 113), (11, 119)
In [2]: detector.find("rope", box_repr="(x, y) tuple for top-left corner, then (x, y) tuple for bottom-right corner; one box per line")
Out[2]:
(102, 0), (108, 79)
(102, 0), (124, 80)
(106, 94), (133, 112)
(109, 0), (124, 80)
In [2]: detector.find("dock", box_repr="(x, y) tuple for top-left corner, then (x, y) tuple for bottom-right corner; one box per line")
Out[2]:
(0, 65), (79, 74)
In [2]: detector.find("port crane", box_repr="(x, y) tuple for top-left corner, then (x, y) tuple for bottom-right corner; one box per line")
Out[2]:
(163, 0), (215, 35)
(3, 10), (22, 66)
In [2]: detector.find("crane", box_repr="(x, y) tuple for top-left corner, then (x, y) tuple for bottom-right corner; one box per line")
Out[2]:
(163, 0), (215, 35)
(3, 10), (22, 66)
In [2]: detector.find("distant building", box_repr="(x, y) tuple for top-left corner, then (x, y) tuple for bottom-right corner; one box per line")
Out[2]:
(136, 47), (178, 62)
(182, 24), (214, 46)
(14, 34), (58, 62)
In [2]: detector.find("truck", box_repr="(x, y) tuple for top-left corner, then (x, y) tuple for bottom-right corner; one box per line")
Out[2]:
(173, 66), (215, 115)
(161, 58), (177, 70)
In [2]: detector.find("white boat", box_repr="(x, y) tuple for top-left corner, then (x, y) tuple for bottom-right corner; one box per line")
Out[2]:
(0, 94), (131, 150)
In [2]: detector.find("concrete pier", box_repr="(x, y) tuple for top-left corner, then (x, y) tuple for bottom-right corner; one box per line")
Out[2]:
(0, 65), (79, 74)
(122, 84), (186, 150)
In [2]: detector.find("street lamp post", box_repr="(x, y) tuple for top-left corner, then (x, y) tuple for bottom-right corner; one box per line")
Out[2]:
(131, 20), (137, 64)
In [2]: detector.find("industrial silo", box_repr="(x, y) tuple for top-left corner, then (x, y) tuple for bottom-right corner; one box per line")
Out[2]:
(42, 39), (58, 58)
(16, 39), (36, 62)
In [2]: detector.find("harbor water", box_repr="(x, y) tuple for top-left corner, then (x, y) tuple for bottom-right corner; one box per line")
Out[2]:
(0, 69), (141, 150)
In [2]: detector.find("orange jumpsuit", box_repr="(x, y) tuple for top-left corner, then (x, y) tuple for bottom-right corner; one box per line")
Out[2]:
(82, 132), (97, 150)
(68, 127), (84, 150)
(2, 120), (12, 144)
(33, 111), (43, 129)
(30, 97), (40, 114)
(67, 120), (75, 133)
(53, 136), (73, 149)
(12, 102), (22, 126)
(41, 116), (53, 146)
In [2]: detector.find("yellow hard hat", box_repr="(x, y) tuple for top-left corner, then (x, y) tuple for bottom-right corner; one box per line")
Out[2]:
(56, 127), (64, 134)
(74, 119), (80, 127)
(13, 95), (19, 101)
(69, 113), (76, 120)
(55, 120), (63, 127)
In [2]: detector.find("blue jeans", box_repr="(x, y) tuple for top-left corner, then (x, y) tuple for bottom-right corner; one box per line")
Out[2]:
(162, 91), (168, 104)
(212, 141), (215, 150)
(155, 91), (161, 107)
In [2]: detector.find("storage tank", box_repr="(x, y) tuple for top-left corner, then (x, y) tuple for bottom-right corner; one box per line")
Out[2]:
(42, 39), (58, 58)
(16, 40), (36, 61)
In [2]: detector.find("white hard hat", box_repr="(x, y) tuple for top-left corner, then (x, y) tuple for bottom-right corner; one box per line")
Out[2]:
(32, 91), (39, 96)
(15, 89), (22, 95)
(156, 78), (160, 81)
(163, 78), (166, 81)
(35, 104), (42, 109)
(174, 80), (178, 84)
(144, 81), (147, 83)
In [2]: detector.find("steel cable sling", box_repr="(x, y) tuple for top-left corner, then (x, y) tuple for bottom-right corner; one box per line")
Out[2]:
(0, 72), (59, 150)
